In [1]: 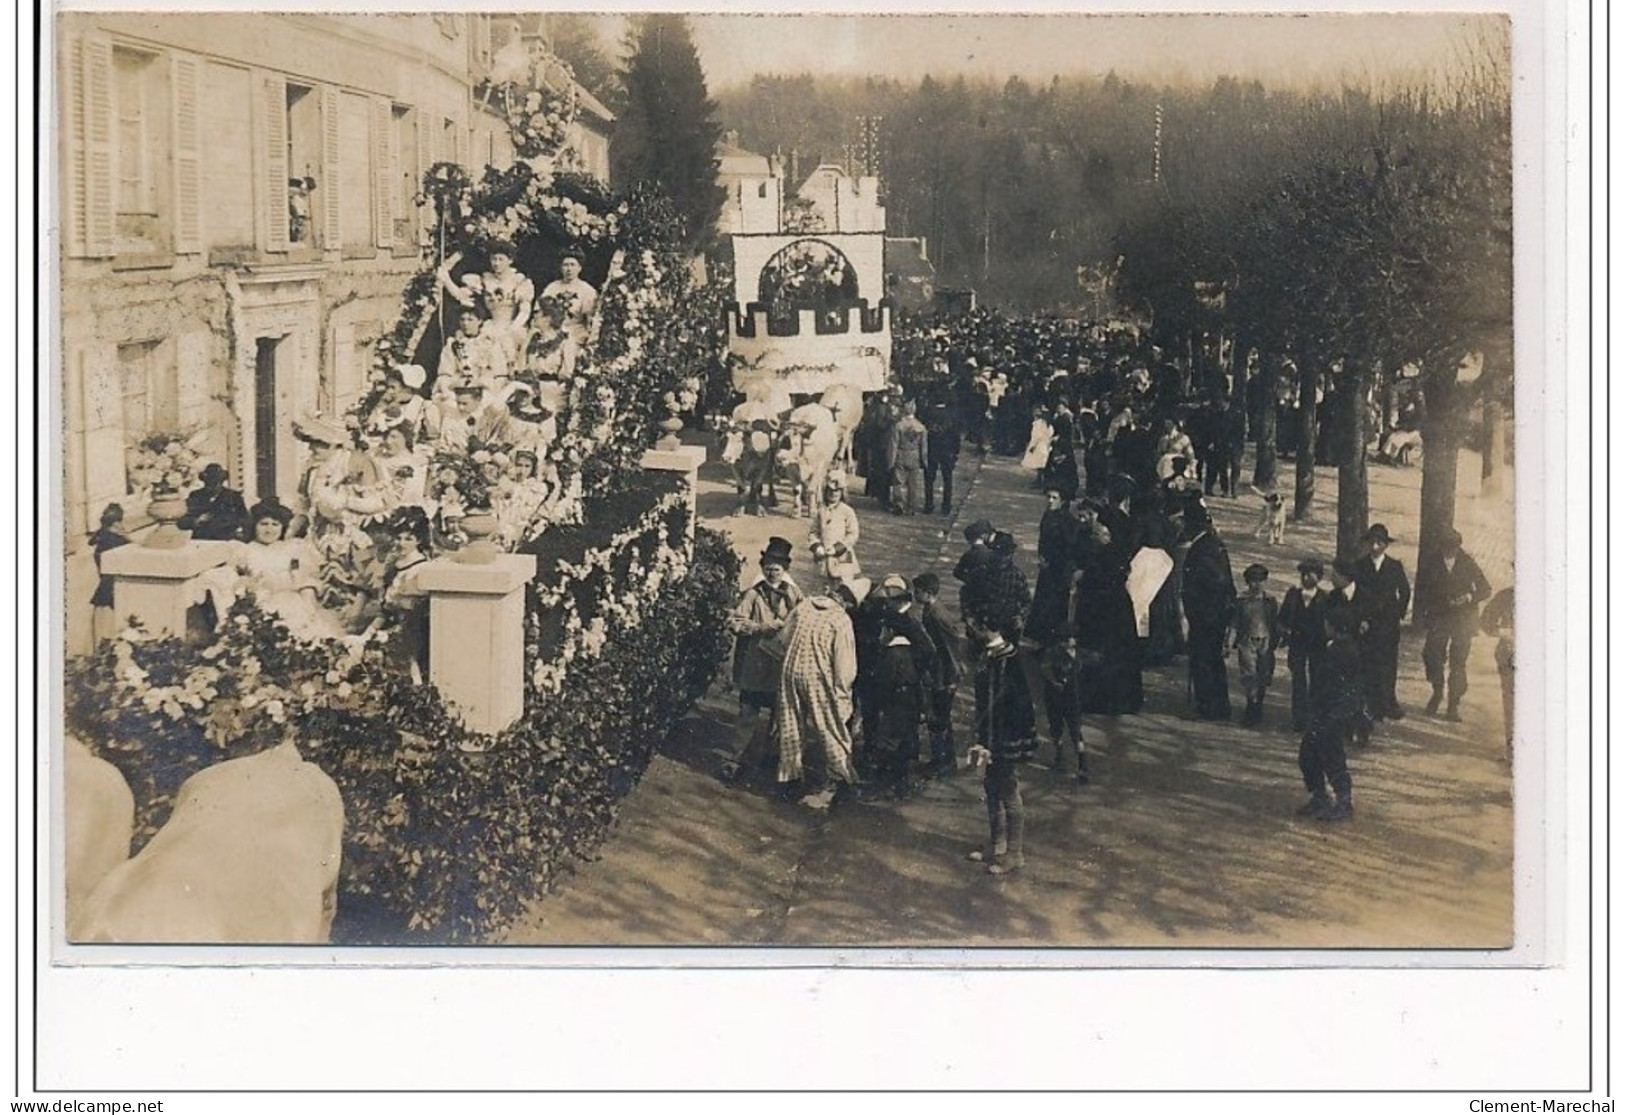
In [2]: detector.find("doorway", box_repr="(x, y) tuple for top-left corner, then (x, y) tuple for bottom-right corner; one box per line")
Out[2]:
(254, 336), (281, 501)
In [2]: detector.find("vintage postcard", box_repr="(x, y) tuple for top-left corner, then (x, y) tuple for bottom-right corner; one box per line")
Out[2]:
(32, 0), (1591, 1094)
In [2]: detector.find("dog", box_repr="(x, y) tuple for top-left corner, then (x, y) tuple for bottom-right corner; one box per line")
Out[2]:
(1253, 490), (1287, 545)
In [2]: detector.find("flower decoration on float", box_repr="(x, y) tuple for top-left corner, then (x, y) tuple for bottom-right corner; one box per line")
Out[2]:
(125, 429), (207, 497)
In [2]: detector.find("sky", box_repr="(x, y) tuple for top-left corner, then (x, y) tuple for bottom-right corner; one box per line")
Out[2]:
(578, 11), (1504, 93)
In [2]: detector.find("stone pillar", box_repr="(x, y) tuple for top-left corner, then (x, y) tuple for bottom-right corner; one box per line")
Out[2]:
(99, 541), (236, 638)
(415, 554), (537, 735)
(640, 443), (708, 544)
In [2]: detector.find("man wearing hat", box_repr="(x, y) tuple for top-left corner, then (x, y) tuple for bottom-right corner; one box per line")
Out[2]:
(178, 463), (249, 542)
(725, 537), (804, 783)
(1414, 528), (1492, 721)
(1276, 558), (1330, 733)
(1353, 523), (1412, 720)
(953, 519), (997, 616)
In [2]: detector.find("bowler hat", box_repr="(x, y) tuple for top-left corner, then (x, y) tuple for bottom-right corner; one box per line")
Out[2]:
(1441, 528), (1463, 549)
(760, 537), (794, 568)
(1365, 523), (1394, 544)
(1243, 563), (1269, 583)
(963, 518), (994, 543)
(1297, 558), (1325, 577)
(990, 530), (1018, 557)
(199, 463), (228, 484)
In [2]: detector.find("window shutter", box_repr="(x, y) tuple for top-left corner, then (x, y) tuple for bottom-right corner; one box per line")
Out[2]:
(262, 73), (290, 251)
(415, 109), (431, 247)
(454, 120), (469, 171)
(62, 37), (85, 257)
(80, 34), (116, 258)
(372, 97), (393, 248)
(321, 85), (342, 249)
(170, 51), (203, 254)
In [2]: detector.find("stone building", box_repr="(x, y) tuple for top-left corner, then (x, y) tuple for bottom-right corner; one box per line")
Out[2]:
(56, 12), (609, 653)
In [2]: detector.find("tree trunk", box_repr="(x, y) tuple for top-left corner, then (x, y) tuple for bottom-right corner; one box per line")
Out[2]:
(1414, 371), (1462, 615)
(1252, 356), (1278, 489)
(1481, 353), (1509, 499)
(1336, 359), (1371, 560)
(1293, 358), (1318, 521)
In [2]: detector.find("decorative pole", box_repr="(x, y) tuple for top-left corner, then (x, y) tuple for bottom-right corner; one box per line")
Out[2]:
(1153, 103), (1164, 187)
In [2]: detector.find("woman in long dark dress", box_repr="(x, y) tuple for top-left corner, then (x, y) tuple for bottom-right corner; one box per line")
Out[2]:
(1073, 501), (1144, 715)
(1134, 490), (1185, 666)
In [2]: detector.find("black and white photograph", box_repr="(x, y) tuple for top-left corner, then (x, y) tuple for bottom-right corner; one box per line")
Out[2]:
(31, 1), (1596, 1098)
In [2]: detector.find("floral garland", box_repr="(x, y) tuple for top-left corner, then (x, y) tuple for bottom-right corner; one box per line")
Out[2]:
(528, 488), (688, 695)
(89, 599), (393, 751)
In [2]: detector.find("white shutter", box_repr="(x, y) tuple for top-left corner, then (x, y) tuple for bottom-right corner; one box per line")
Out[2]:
(415, 108), (431, 247)
(321, 85), (342, 249)
(372, 97), (393, 248)
(62, 36), (85, 257)
(170, 52), (203, 254)
(261, 73), (290, 251)
(80, 34), (116, 257)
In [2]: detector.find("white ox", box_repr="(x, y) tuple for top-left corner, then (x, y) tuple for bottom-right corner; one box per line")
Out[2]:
(64, 735), (134, 933)
(817, 384), (866, 474)
(72, 741), (345, 944)
(778, 403), (842, 518)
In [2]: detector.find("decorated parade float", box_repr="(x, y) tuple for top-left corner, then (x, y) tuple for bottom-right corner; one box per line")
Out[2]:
(714, 153), (895, 513)
(65, 43), (739, 944)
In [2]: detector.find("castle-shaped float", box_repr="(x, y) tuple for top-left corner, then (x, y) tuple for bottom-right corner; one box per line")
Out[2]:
(720, 139), (891, 397)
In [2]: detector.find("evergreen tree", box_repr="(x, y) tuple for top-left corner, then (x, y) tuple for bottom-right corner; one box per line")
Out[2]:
(612, 15), (725, 253)
(546, 14), (619, 109)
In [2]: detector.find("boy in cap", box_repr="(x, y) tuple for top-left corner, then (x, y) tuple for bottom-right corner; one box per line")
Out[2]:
(953, 518), (996, 625)
(871, 574), (936, 799)
(1232, 563), (1280, 726)
(912, 572), (964, 777)
(1276, 558), (1329, 733)
(1297, 609), (1362, 822)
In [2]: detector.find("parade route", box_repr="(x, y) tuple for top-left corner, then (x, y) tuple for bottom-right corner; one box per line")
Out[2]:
(505, 446), (1516, 949)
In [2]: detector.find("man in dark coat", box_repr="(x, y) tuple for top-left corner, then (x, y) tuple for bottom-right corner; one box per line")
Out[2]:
(921, 393), (962, 516)
(1296, 608), (1363, 822)
(1353, 522), (1412, 720)
(178, 463), (249, 542)
(1414, 528), (1492, 721)
(1181, 506), (1237, 720)
(1276, 557), (1330, 733)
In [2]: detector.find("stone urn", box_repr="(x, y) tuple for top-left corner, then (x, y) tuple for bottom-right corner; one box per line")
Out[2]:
(655, 412), (685, 452)
(455, 509), (500, 565)
(144, 492), (189, 550)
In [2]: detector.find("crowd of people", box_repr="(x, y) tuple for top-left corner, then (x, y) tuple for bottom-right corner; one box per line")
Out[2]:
(723, 310), (1512, 874)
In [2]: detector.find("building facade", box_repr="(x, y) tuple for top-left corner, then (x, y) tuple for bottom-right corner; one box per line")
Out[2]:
(56, 12), (608, 653)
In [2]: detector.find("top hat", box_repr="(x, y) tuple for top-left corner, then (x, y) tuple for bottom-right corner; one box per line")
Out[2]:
(759, 537), (794, 568)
